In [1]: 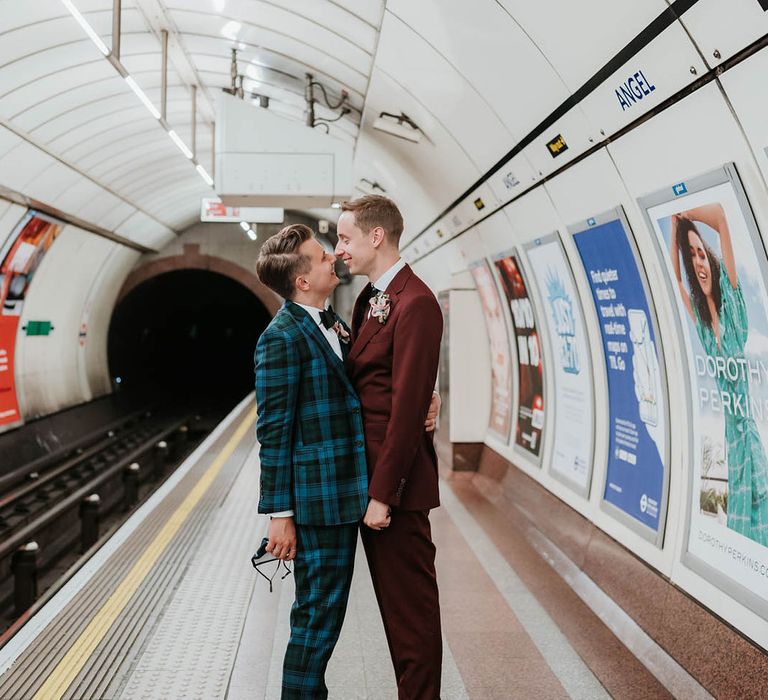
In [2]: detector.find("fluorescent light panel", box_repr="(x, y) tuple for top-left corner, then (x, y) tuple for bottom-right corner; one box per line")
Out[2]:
(239, 221), (250, 231)
(196, 165), (214, 187)
(168, 129), (193, 159)
(124, 76), (161, 120)
(62, 0), (214, 191)
(61, 0), (109, 55)
(247, 228), (258, 241)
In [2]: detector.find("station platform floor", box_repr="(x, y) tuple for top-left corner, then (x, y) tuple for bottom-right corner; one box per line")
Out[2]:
(0, 395), (720, 699)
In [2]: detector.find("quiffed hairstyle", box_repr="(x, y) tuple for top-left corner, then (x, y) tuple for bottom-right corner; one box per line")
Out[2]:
(256, 223), (313, 299)
(341, 195), (404, 245)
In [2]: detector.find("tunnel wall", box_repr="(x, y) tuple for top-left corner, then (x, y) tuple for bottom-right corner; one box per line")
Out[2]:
(332, 0), (768, 651)
(0, 207), (142, 425)
(117, 220), (282, 314)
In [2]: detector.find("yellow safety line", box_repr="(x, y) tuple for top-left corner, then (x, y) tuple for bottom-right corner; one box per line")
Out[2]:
(33, 406), (257, 700)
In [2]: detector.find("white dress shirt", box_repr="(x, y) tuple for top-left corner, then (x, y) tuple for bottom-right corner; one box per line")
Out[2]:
(368, 258), (406, 319)
(294, 301), (343, 360)
(372, 257), (406, 293)
(270, 301), (342, 518)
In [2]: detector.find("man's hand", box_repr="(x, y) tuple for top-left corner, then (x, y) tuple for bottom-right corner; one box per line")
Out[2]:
(364, 498), (391, 530)
(424, 391), (441, 432)
(267, 516), (297, 560)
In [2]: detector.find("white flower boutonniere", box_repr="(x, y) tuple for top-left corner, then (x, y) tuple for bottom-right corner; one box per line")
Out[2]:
(369, 291), (391, 324)
(332, 320), (350, 344)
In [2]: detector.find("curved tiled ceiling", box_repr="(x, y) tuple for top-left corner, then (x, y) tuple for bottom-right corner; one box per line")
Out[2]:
(0, 0), (385, 238)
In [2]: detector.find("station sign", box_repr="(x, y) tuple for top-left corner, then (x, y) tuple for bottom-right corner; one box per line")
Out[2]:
(200, 199), (284, 224)
(546, 134), (568, 158)
(614, 69), (657, 112)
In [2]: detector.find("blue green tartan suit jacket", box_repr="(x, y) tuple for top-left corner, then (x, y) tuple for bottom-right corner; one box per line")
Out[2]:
(255, 301), (369, 526)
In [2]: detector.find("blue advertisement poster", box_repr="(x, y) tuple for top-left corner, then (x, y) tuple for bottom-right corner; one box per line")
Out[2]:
(571, 210), (669, 540)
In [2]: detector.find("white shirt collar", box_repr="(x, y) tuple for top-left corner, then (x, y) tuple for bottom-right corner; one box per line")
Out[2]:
(293, 301), (328, 323)
(371, 258), (406, 292)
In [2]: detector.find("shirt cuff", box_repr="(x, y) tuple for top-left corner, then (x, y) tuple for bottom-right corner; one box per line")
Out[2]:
(268, 510), (294, 518)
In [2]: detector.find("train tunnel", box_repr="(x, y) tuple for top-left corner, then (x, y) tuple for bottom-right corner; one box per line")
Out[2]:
(0, 1), (768, 698)
(107, 269), (272, 404)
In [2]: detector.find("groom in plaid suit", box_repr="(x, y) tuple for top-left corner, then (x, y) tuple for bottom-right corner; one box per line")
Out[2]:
(254, 224), (368, 699)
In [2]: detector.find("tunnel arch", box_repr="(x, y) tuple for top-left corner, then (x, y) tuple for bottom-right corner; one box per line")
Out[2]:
(116, 244), (282, 315)
(108, 264), (274, 406)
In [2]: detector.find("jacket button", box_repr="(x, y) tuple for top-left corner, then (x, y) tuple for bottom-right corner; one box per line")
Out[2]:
(355, 440), (364, 447)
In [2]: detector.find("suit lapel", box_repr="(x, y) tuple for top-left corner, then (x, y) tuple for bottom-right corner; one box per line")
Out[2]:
(285, 302), (355, 393)
(348, 265), (413, 362)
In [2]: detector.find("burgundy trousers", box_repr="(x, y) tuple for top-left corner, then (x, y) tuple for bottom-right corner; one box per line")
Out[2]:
(361, 509), (442, 700)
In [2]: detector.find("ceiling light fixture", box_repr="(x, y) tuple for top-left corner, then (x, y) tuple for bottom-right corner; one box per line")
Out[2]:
(372, 112), (423, 143)
(168, 129), (193, 159)
(124, 75), (161, 120)
(196, 165), (214, 186)
(239, 221), (250, 231)
(61, 0), (109, 55)
(246, 228), (258, 241)
(62, 0), (214, 191)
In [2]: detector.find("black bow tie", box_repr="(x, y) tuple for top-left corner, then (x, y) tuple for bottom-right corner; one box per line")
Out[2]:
(369, 285), (382, 299)
(319, 306), (336, 329)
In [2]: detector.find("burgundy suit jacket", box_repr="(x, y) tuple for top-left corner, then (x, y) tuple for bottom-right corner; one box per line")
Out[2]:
(347, 264), (443, 510)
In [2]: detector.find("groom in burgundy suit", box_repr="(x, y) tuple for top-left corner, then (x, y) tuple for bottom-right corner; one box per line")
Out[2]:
(336, 195), (443, 699)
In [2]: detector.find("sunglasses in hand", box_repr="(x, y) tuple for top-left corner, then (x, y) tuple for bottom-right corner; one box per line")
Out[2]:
(251, 536), (292, 592)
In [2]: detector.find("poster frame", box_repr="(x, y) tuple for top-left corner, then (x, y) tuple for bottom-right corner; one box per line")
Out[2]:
(638, 162), (768, 619)
(523, 232), (596, 498)
(468, 257), (514, 444)
(492, 248), (547, 466)
(0, 208), (65, 435)
(568, 206), (671, 546)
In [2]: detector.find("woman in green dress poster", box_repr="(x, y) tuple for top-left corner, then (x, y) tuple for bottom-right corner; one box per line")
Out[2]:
(670, 203), (768, 546)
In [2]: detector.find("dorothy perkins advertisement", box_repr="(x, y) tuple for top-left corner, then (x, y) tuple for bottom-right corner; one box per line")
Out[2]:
(571, 209), (669, 541)
(525, 234), (595, 495)
(494, 252), (545, 460)
(641, 164), (768, 613)
(469, 259), (512, 441)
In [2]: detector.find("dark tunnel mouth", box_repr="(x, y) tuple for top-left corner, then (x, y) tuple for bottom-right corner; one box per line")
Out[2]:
(107, 268), (272, 407)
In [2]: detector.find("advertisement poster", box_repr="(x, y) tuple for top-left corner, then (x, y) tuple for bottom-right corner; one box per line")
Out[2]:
(525, 234), (595, 495)
(469, 260), (512, 441)
(641, 164), (768, 613)
(571, 209), (669, 541)
(0, 211), (63, 430)
(437, 290), (450, 427)
(494, 252), (545, 460)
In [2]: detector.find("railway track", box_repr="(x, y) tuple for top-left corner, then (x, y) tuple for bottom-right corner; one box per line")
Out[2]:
(0, 407), (211, 635)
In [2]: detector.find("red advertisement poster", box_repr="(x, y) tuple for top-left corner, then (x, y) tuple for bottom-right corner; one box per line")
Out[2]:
(0, 316), (19, 426)
(494, 253), (546, 459)
(0, 212), (63, 429)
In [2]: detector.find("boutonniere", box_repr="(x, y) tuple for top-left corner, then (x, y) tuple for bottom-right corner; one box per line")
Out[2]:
(332, 320), (351, 344)
(369, 291), (391, 324)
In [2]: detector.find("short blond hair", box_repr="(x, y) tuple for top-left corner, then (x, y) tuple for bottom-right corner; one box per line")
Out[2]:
(341, 195), (404, 245)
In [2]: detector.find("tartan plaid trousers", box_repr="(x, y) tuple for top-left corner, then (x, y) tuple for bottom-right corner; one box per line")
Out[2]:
(281, 523), (358, 699)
